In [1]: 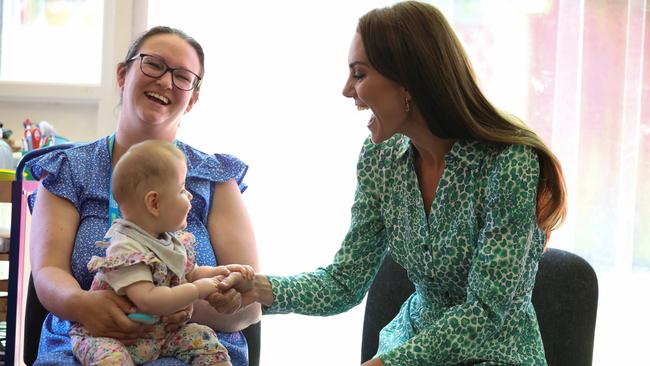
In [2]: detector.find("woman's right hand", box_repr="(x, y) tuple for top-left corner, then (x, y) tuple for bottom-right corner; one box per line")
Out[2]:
(210, 272), (273, 312)
(208, 272), (253, 313)
(76, 290), (148, 344)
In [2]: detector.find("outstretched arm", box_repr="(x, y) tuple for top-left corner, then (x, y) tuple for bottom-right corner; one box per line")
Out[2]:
(217, 138), (388, 317)
(188, 263), (255, 282)
(124, 276), (221, 316)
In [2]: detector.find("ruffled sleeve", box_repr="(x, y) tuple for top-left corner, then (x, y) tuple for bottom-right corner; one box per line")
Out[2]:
(214, 153), (248, 193)
(26, 149), (81, 212)
(180, 141), (249, 193)
(88, 251), (162, 273)
(178, 142), (249, 226)
(88, 240), (168, 295)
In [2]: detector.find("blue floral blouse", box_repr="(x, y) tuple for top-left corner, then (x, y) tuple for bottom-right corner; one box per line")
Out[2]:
(27, 137), (250, 366)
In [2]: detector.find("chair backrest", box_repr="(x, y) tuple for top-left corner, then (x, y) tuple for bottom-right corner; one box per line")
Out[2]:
(360, 253), (414, 363)
(6, 144), (76, 366)
(531, 248), (598, 366)
(360, 248), (598, 366)
(23, 275), (50, 365)
(7, 144), (262, 366)
(242, 320), (261, 366)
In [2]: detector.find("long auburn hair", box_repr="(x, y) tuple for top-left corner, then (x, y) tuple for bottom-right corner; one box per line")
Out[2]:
(358, 1), (566, 233)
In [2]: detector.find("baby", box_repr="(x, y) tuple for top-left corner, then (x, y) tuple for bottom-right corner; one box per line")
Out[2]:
(70, 140), (253, 365)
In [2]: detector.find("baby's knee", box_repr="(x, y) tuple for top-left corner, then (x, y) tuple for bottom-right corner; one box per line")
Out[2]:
(94, 352), (135, 366)
(73, 342), (134, 366)
(72, 337), (134, 366)
(178, 323), (218, 339)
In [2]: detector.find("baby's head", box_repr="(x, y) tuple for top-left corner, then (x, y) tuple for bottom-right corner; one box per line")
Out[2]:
(112, 140), (192, 234)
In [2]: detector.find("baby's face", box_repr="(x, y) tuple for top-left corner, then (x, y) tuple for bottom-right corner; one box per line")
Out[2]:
(157, 160), (192, 232)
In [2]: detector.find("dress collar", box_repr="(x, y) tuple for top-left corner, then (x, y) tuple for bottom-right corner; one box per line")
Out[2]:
(392, 134), (483, 171)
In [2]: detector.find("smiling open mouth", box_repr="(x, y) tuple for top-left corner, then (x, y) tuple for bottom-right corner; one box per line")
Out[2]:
(145, 91), (170, 105)
(368, 114), (376, 127)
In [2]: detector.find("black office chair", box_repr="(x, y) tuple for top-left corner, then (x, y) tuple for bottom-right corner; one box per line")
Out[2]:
(361, 249), (598, 366)
(7, 144), (261, 366)
(242, 320), (261, 366)
(531, 249), (598, 366)
(6, 144), (76, 366)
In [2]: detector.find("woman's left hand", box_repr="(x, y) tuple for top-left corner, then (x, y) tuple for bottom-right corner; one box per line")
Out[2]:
(206, 286), (243, 314)
(361, 358), (385, 366)
(160, 304), (193, 332)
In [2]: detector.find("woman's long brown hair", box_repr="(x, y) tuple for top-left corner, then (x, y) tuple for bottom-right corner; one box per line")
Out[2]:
(358, 1), (566, 233)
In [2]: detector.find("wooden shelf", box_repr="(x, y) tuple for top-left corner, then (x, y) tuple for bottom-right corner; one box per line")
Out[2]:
(0, 180), (11, 203)
(0, 295), (6, 321)
(0, 287), (6, 321)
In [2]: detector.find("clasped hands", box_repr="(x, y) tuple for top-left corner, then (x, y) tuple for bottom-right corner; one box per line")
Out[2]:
(204, 264), (257, 314)
(202, 267), (387, 366)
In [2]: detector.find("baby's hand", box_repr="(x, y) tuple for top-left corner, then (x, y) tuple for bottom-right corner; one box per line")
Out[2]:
(222, 264), (255, 280)
(192, 276), (223, 299)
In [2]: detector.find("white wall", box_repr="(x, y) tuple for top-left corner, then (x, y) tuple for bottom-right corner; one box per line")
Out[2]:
(0, 101), (101, 143)
(0, 0), (142, 146)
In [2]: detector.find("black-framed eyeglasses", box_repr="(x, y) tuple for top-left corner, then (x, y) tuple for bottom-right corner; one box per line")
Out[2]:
(126, 53), (202, 91)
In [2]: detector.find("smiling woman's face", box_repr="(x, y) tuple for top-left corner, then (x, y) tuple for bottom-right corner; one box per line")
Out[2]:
(118, 33), (201, 130)
(341, 33), (410, 144)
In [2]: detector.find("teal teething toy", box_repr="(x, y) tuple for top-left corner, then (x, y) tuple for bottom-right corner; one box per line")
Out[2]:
(128, 313), (158, 325)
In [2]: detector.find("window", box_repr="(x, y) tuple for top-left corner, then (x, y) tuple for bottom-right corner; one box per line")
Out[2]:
(0, 0), (104, 84)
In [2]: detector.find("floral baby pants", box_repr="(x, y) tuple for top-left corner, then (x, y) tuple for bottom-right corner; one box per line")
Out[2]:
(70, 323), (230, 365)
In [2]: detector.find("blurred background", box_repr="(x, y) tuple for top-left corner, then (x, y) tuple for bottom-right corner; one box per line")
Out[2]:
(0, 0), (647, 364)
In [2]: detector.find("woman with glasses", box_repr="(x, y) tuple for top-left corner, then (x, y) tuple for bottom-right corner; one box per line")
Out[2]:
(27, 26), (260, 366)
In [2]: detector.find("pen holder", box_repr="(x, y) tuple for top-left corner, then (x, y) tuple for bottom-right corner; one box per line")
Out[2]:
(19, 151), (36, 180)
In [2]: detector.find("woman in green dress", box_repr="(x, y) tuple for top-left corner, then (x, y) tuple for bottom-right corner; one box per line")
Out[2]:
(213, 2), (566, 365)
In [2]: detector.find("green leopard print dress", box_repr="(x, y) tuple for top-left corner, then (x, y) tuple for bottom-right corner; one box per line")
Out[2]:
(265, 135), (547, 366)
